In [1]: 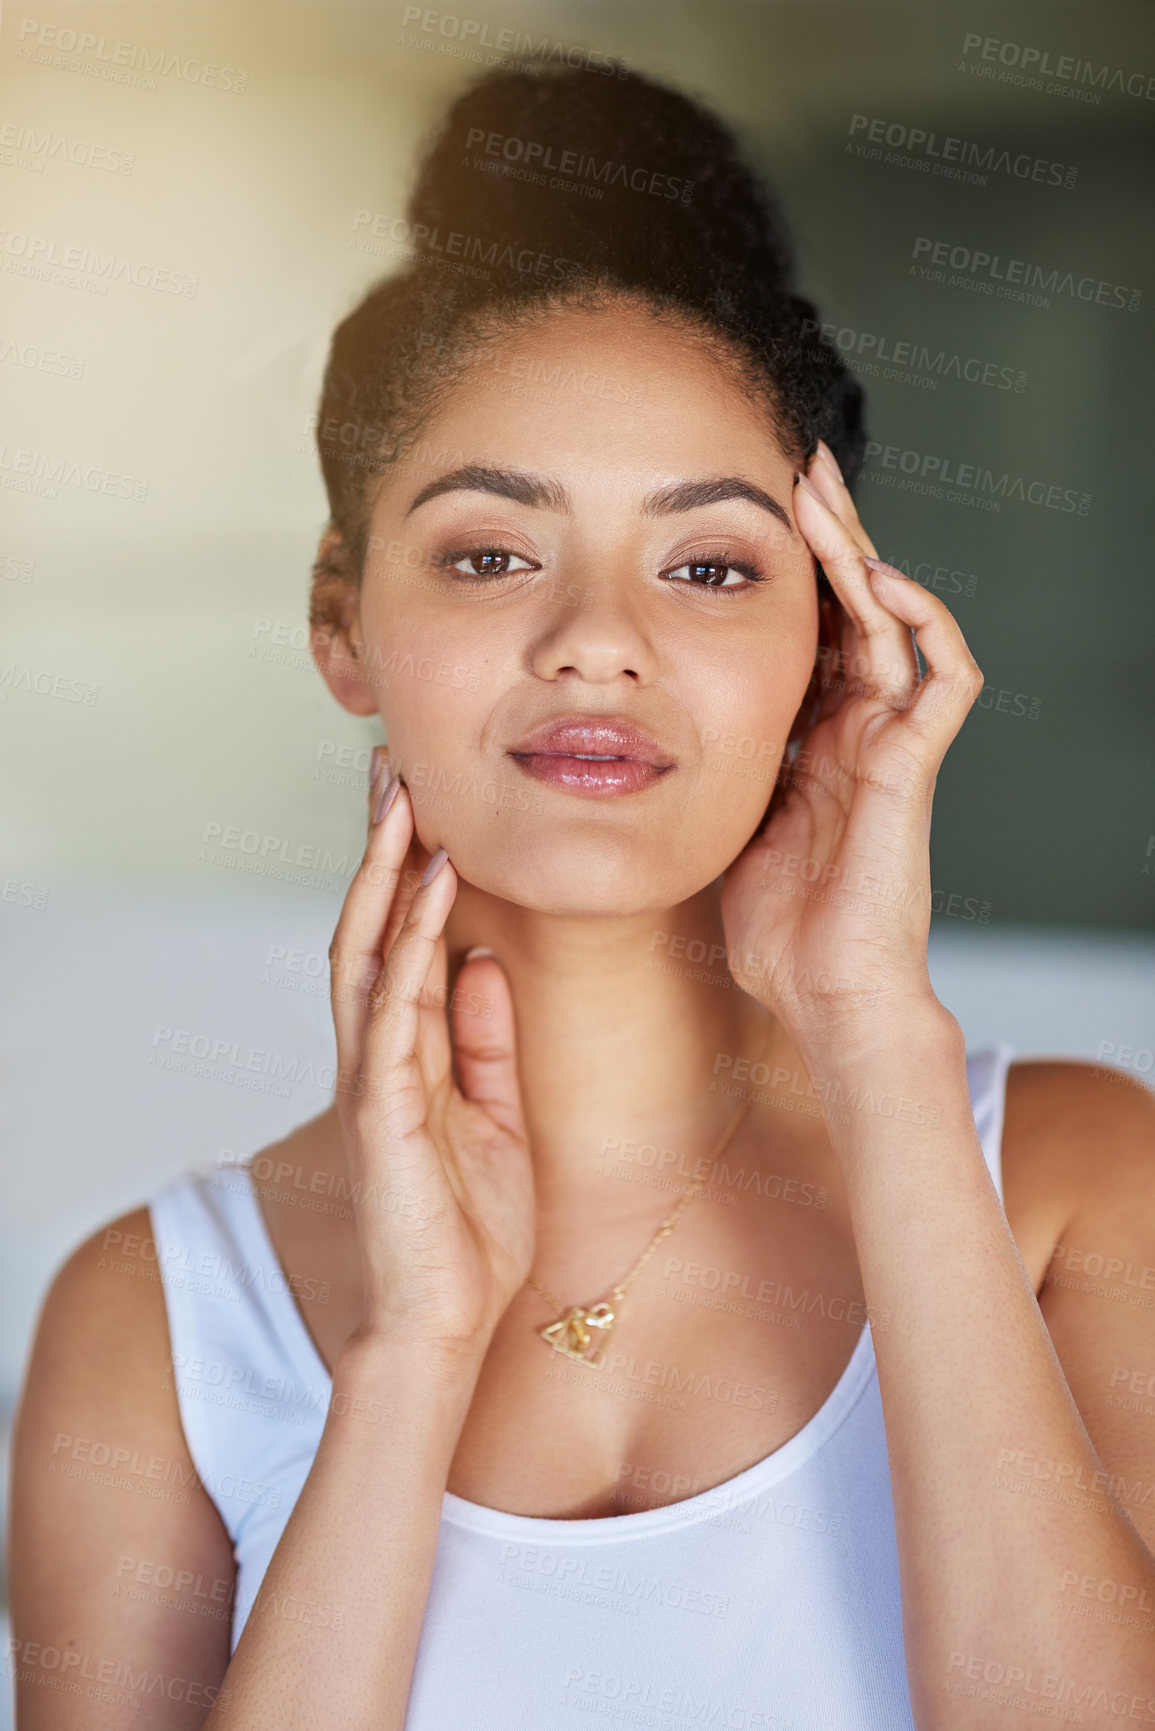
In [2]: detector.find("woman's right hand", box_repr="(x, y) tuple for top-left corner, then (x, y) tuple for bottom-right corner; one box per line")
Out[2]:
(328, 750), (536, 1356)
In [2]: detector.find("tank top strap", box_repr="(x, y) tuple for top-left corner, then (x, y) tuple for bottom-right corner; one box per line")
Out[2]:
(149, 1166), (330, 1546)
(964, 1040), (1015, 1205)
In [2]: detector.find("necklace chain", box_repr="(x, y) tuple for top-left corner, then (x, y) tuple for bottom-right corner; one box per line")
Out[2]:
(526, 1080), (758, 1319)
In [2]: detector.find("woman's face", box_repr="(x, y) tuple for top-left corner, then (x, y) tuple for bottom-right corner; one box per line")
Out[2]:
(349, 300), (820, 916)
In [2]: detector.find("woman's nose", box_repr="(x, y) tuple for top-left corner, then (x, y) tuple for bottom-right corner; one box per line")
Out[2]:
(527, 569), (659, 685)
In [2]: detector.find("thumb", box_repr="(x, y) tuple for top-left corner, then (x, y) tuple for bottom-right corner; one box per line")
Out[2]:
(451, 952), (527, 1144)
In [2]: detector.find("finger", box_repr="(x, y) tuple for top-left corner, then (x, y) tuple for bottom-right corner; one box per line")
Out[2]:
(329, 775), (414, 1073)
(423, 891), (449, 1011)
(811, 447), (924, 677)
(802, 450), (889, 710)
(367, 752), (427, 950)
(864, 563), (984, 752)
(381, 805), (428, 958)
(413, 924), (451, 1086)
(451, 953), (527, 1145)
(806, 445), (879, 560)
(794, 476), (920, 706)
(361, 852), (458, 1118)
(369, 743), (390, 792)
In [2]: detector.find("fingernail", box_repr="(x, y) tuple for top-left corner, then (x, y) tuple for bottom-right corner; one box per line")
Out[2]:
(372, 774), (400, 824)
(816, 441), (844, 482)
(463, 945), (494, 961)
(420, 845), (449, 886)
(863, 557), (909, 581)
(795, 473), (827, 505)
(369, 746), (389, 788)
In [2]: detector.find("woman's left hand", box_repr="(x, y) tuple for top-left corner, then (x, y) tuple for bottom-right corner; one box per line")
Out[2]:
(720, 443), (985, 1050)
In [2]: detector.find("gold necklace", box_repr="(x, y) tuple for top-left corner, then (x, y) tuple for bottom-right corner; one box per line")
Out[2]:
(527, 1083), (758, 1370)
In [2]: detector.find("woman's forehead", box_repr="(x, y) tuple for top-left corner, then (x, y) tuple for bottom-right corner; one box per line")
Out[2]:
(369, 316), (794, 515)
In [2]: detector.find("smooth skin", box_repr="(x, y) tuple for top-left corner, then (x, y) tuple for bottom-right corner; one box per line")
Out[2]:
(10, 303), (1155, 1730)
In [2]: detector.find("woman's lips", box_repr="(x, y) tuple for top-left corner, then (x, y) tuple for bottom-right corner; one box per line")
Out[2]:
(511, 753), (668, 795)
(507, 717), (674, 797)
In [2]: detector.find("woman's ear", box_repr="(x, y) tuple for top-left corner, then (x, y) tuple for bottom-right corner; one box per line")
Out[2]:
(309, 525), (379, 717)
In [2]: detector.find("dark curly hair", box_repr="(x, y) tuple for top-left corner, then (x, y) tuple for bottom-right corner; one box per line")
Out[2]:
(311, 62), (866, 621)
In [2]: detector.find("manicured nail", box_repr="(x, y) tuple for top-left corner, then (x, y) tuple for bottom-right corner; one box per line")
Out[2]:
(420, 846), (449, 886)
(863, 556), (909, 581)
(370, 746), (389, 788)
(795, 473), (827, 505)
(372, 774), (400, 824)
(463, 945), (494, 961)
(815, 440), (844, 482)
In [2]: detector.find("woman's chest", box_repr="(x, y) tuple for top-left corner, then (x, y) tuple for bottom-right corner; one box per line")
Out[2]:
(442, 1233), (870, 1519)
(270, 1174), (872, 1521)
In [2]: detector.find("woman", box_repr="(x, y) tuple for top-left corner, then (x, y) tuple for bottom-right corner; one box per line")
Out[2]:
(10, 62), (1155, 1731)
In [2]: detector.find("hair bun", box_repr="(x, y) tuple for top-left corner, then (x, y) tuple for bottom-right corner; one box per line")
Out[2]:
(406, 65), (796, 297)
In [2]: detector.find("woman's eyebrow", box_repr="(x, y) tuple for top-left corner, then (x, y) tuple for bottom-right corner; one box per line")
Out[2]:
(405, 464), (571, 516)
(403, 466), (792, 532)
(642, 477), (792, 531)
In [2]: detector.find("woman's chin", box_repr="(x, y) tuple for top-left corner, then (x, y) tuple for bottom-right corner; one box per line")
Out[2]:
(440, 832), (731, 921)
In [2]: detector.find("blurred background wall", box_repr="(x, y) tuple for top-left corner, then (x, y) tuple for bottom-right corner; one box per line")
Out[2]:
(2, 0), (1153, 1709)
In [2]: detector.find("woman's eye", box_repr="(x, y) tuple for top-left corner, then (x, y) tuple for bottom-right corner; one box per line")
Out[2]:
(664, 559), (758, 589)
(443, 548), (537, 578)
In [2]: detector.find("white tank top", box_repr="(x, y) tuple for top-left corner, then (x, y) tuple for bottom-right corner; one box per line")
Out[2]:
(150, 1042), (1013, 1731)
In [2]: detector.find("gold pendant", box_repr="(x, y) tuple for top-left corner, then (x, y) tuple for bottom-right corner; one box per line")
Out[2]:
(540, 1300), (616, 1368)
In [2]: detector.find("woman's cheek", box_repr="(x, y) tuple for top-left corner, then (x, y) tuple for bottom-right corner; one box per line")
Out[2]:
(692, 635), (809, 810)
(369, 633), (492, 849)
(699, 711), (788, 793)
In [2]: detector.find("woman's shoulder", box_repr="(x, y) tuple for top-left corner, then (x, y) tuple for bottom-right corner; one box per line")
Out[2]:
(12, 1201), (225, 1536)
(11, 1207), (234, 1709)
(1001, 1056), (1155, 1289)
(16, 1204), (196, 1473)
(30, 1203), (167, 1351)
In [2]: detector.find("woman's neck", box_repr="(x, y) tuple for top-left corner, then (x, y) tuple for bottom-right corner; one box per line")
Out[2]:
(287, 879), (836, 1322)
(442, 877), (793, 1215)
